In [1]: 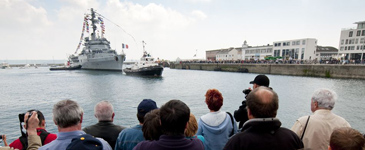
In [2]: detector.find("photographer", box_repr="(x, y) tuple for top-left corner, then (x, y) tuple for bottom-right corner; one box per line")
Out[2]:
(0, 111), (41, 150)
(9, 110), (56, 150)
(233, 75), (270, 130)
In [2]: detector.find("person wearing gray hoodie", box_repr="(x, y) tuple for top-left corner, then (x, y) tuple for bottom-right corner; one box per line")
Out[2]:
(197, 89), (238, 150)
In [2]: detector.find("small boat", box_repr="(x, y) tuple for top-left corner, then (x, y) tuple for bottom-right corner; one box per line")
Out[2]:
(1, 62), (12, 69)
(123, 41), (163, 76)
(50, 65), (82, 71)
(19, 64), (30, 69)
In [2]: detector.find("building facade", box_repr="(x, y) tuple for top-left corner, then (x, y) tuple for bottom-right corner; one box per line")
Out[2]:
(316, 46), (339, 61)
(273, 38), (317, 60)
(242, 41), (273, 60)
(206, 47), (242, 61)
(338, 21), (365, 62)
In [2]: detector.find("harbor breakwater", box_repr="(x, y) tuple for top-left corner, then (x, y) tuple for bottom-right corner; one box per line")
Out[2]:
(170, 63), (365, 79)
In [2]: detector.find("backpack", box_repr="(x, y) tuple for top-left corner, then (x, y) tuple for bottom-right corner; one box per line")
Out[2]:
(19, 129), (50, 150)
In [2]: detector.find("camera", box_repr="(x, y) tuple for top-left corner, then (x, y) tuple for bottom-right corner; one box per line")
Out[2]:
(242, 89), (252, 95)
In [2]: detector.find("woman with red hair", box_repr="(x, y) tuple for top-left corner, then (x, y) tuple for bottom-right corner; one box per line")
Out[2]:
(197, 89), (238, 150)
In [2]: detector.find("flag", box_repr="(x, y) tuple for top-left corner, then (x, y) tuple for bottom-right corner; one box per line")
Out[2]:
(122, 44), (125, 48)
(126, 44), (128, 49)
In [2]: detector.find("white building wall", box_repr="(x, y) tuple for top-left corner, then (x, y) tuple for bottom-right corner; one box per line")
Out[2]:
(338, 24), (365, 60)
(242, 46), (273, 60)
(273, 38), (317, 60)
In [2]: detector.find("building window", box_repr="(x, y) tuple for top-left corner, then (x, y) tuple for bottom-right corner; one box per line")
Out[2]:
(296, 41), (300, 45)
(349, 31), (353, 37)
(362, 30), (365, 36)
(357, 46), (359, 50)
(301, 48), (305, 59)
(340, 47), (343, 51)
(357, 30), (361, 36)
(267, 48), (272, 53)
(361, 38), (365, 44)
(302, 40), (306, 45)
(341, 39), (344, 45)
(346, 39), (348, 44)
(295, 48), (299, 59)
(292, 41), (295, 45)
(278, 43), (281, 46)
(355, 39), (359, 44)
(345, 46), (347, 50)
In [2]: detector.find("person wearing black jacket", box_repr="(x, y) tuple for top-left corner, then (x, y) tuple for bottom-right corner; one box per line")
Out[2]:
(234, 75), (270, 130)
(83, 101), (126, 150)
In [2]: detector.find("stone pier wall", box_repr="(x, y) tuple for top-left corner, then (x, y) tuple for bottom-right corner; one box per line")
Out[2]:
(170, 63), (365, 79)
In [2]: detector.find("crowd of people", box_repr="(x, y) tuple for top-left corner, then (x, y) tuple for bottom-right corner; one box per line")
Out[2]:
(1, 75), (364, 150)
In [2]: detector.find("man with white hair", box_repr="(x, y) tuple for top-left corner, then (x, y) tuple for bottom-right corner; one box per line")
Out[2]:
(291, 88), (351, 150)
(39, 99), (112, 150)
(83, 101), (125, 150)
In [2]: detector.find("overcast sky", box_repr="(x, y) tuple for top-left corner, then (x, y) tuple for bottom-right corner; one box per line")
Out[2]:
(1, 0), (364, 61)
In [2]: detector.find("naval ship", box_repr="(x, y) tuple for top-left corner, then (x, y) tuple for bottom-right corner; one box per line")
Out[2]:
(67, 8), (125, 71)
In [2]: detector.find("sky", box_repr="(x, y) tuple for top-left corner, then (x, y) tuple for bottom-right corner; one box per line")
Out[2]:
(1, 0), (365, 61)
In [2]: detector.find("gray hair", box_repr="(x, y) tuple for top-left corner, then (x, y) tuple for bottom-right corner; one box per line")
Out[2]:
(312, 88), (337, 110)
(53, 99), (84, 128)
(94, 100), (114, 121)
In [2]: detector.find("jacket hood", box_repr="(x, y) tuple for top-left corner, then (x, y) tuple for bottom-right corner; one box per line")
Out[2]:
(200, 112), (231, 134)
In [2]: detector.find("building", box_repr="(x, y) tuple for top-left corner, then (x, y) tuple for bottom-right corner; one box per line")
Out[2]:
(206, 47), (242, 61)
(273, 38), (317, 60)
(242, 41), (273, 60)
(206, 49), (221, 61)
(338, 20), (365, 62)
(316, 46), (339, 61)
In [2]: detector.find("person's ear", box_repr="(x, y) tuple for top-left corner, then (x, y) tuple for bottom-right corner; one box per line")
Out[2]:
(247, 108), (254, 119)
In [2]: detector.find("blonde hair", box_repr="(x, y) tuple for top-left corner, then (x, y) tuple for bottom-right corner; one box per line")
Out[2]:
(185, 113), (198, 137)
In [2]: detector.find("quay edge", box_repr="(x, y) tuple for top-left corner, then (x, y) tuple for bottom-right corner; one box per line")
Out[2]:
(170, 63), (365, 79)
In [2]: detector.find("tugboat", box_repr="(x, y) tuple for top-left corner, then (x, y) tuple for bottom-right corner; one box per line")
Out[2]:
(123, 41), (163, 76)
(51, 8), (126, 71)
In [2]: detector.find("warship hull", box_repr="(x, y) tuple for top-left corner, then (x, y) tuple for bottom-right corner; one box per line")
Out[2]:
(79, 54), (125, 71)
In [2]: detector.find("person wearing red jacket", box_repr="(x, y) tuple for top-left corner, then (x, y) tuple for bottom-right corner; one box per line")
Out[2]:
(9, 110), (57, 150)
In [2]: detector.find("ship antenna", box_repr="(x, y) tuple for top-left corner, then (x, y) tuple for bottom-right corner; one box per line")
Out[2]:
(91, 8), (97, 40)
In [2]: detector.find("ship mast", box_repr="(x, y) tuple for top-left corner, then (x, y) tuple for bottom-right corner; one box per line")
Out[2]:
(91, 8), (97, 40)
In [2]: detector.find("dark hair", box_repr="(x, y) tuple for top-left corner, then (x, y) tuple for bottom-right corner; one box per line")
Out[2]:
(142, 109), (162, 140)
(330, 127), (365, 150)
(27, 109), (45, 127)
(205, 89), (223, 111)
(246, 86), (278, 118)
(137, 113), (144, 124)
(160, 100), (190, 135)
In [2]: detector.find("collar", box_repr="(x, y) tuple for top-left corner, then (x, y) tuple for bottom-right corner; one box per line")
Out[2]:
(96, 121), (113, 125)
(313, 109), (332, 115)
(57, 130), (85, 140)
(241, 118), (281, 131)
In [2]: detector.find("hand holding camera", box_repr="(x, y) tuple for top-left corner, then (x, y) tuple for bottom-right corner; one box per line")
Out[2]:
(26, 111), (39, 136)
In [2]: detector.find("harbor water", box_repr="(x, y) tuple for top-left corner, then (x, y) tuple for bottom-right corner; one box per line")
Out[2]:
(1, 67), (364, 144)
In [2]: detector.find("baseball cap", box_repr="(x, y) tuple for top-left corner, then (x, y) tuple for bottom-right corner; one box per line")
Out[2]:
(249, 75), (270, 87)
(66, 134), (103, 150)
(138, 99), (158, 116)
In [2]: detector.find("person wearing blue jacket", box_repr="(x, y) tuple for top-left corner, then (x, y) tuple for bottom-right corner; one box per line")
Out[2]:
(197, 89), (238, 150)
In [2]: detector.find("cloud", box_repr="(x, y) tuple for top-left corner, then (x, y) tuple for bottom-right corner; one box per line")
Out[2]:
(0, 0), (52, 34)
(184, 0), (212, 3)
(191, 10), (207, 20)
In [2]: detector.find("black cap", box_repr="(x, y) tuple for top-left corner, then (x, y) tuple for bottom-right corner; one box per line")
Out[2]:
(137, 99), (158, 116)
(66, 134), (103, 150)
(249, 75), (270, 87)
